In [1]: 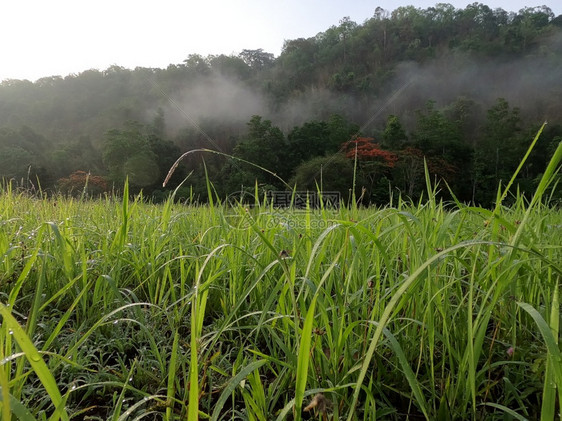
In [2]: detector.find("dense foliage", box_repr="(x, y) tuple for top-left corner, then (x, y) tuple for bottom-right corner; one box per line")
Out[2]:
(0, 4), (561, 205)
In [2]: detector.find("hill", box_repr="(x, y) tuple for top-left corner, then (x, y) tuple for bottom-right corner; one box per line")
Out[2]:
(0, 4), (561, 205)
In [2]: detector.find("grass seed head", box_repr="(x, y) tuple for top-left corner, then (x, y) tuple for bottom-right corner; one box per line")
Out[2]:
(304, 393), (331, 414)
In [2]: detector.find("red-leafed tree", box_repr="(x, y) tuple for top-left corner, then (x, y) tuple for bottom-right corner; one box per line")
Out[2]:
(343, 137), (399, 166)
(342, 137), (398, 203)
(57, 170), (109, 197)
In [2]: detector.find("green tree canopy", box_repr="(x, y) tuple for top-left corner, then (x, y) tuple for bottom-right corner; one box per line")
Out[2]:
(233, 115), (289, 186)
(291, 153), (355, 201)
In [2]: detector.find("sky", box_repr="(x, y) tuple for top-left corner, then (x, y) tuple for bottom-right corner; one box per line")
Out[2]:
(1, 0), (561, 82)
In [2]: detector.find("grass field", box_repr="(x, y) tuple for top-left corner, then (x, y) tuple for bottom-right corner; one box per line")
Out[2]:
(0, 140), (561, 420)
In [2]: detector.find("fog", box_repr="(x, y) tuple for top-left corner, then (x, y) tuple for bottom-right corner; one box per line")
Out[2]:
(367, 32), (562, 129)
(158, 32), (562, 141)
(163, 74), (267, 134)
(390, 47), (562, 121)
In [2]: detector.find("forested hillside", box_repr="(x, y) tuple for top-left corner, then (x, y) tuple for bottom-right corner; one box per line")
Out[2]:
(1, 3), (561, 205)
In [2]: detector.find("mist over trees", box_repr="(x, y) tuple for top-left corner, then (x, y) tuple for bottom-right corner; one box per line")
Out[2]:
(0, 3), (561, 205)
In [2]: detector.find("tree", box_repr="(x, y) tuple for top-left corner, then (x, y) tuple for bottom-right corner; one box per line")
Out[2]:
(343, 136), (397, 163)
(0, 146), (34, 180)
(208, 55), (251, 80)
(382, 114), (407, 147)
(147, 133), (185, 188)
(233, 116), (289, 186)
(342, 136), (398, 203)
(482, 98), (522, 180)
(413, 100), (462, 157)
(278, 38), (319, 90)
(183, 54), (210, 75)
(444, 97), (482, 147)
(239, 49), (274, 69)
(412, 101), (475, 200)
(291, 153), (355, 202)
(102, 122), (160, 190)
(57, 170), (109, 197)
(472, 98), (523, 204)
(287, 121), (330, 164)
(327, 114), (359, 152)
(514, 6), (555, 51)
(51, 137), (101, 179)
(338, 17), (358, 64)
(393, 146), (424, 198)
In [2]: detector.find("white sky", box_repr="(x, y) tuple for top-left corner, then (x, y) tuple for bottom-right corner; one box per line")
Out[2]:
(1, 0), (560, 82)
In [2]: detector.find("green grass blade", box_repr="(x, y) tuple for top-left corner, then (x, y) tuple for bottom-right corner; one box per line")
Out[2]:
(294, 294), (318, 420)
(188, 294), (200, 421)
(117, 395), (168, 421)
(47, 391), (70, 421)
(111, 178), (130, 251)
(0, 391), (37, 421)
(540, 283), (560, 421)
(518, 301), (562, 399)
(381, 326), (430, 418)
(0, 303), (69, 421)
(295, 248), (343, 419)
(483, 403), (529, 421)
(111, 360), (137, 421)
(210, 359), (267, 421)
(166, 331), (179, 421)
(0, 345), (11, 421)
(494, 122), (546, 213)
(511, 137), (562, 248)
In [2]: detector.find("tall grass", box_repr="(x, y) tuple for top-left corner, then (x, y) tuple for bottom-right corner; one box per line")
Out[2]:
(0, 138), (560, 419)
